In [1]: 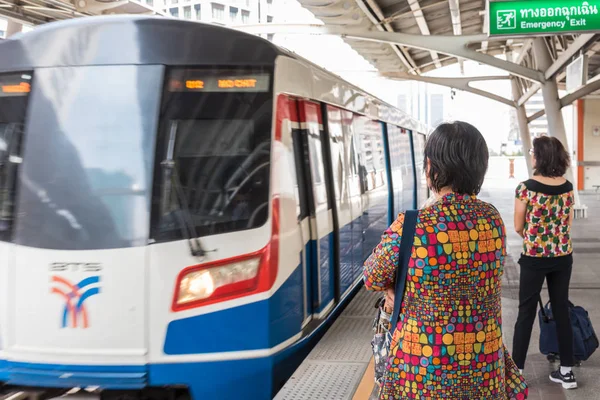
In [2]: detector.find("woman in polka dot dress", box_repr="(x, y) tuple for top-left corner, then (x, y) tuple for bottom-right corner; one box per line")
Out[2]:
(364, 122), (528, 399)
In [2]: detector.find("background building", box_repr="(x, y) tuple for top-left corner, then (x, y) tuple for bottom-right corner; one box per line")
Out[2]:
(397, 82), (446, 129)
(525, 93), (548, 138)
(160, 0), (273, 30)
(0, 19), (32, 38)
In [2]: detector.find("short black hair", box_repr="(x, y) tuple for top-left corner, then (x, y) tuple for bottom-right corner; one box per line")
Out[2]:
(532, 136), (570, 178)
(423, 121), (489, 195)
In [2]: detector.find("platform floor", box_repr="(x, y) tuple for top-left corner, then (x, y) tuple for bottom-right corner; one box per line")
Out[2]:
(275, 180), (600, 400)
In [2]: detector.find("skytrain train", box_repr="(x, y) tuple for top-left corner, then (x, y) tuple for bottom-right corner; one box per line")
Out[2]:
(0, 16), (428, 400)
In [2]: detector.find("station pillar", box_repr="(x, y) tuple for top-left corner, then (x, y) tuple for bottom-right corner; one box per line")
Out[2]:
(5, 20), (23, 37)
(511, 78), (533, 176)
(532, 38), (585, 213)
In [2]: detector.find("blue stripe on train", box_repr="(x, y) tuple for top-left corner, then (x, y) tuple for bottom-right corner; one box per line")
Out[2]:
(1, 362), (147, 389)
(339, 222), (354, 295)
(315, 232), (334, 313)
(0, 359), (8, 381)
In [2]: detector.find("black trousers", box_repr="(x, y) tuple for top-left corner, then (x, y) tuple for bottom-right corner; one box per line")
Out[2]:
(512, 254), (574, 369)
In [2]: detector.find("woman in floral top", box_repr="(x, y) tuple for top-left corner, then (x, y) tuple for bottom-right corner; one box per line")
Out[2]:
(364, 122), (528, 399)
(512, 136), (577, 389)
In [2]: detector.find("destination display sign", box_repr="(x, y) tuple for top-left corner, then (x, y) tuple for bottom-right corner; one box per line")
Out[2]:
(0, 74), (32, 97)
(489, 0), (600, 37)
(168, 69), (270, 93)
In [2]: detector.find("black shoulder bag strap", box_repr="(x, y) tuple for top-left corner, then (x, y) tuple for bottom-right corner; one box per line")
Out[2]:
(538, 295), (551, 323)
(390, 210), (418, 335)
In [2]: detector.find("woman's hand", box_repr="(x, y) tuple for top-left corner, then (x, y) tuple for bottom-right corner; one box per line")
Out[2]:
(384, 287), (395, 312)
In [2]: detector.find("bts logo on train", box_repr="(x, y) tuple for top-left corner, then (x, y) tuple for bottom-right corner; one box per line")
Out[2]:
(49, 263), (102, 329)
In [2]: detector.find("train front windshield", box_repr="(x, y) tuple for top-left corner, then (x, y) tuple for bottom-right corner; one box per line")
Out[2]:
(0, 66), (273, 250)
(153, 68), (273, 242)
(0, 73), (30, 242)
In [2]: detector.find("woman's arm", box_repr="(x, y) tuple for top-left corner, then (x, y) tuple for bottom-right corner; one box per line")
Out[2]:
(363, 215), (404, 291)
(568, 191), (575, 227)
(514, 198), (527, 238)
(569, 209), (575, 227)
(514, 183), (528, 238)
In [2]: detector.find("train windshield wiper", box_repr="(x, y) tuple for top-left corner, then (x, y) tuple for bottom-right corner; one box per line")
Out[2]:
(160, 121), (209, 258)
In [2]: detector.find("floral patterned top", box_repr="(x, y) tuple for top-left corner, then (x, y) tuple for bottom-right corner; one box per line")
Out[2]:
(364, 193), (528, 400)
(515, 179), (574, 258)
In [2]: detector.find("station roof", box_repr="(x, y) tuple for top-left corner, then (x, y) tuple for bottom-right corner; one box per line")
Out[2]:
(0, 0), (163, 27)
(298, 0), (600, 91)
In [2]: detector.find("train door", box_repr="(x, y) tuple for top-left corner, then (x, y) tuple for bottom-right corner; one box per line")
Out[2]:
(388, 125), (415, 214)
(382, 123), (394, 225)
(342, 111), (365, 283)
(354, 117), (389, 262)
(284, 96), (314, 327)
(324, 106), (352, 297)
(410, 131), (428, 208)
(297, 101), (336, 317)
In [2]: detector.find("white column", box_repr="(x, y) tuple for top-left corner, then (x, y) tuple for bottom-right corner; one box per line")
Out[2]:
(511, 78), (533, 176)
(532, 37), (585, 212)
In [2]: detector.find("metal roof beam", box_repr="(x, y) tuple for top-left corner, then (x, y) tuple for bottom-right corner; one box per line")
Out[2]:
(355, 0), (420, 74)
(383, 72), (515, 107)
(448, 0), (464, 73)
(527, 109), (546, 123)
(526, 75), (600, 122)
(518, 71), (566, 106)
(518, 34), (595, 105)
(516, 39), (533, 64)
(518, 84), (541, 106)
(380, 0), (447, 25)
(545, 34), (596, 79)
(480, 3), (488, 54)
(407, 0), (442, 68)
(0, 2), (48, 25)
(560, 75), (600, 107)
(236, 24), (544, 82)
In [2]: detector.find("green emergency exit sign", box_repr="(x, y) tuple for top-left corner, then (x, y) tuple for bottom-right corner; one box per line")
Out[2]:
(489, 0), (600, 36)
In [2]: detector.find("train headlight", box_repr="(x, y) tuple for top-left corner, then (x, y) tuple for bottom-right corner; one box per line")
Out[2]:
(178, 270), (215, 303)
(175, 257), (261, 309)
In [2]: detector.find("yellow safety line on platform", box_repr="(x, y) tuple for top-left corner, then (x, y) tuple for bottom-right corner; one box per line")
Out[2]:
(353, 358), (377, 400)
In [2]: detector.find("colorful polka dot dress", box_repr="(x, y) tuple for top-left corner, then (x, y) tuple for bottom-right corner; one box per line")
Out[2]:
(364, 193), (528, 399)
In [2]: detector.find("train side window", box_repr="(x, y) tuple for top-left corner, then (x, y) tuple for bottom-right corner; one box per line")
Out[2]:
(341, 111), (361, 197)
(301, 102), (328, 210)
(353, 116), (386, 192)
(350, 134), (364, 195)
(325, 106), (345, 202)
(0, 72), (31, 242)
(292, 127), (310, 220)
(284, 97), (310, 220)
